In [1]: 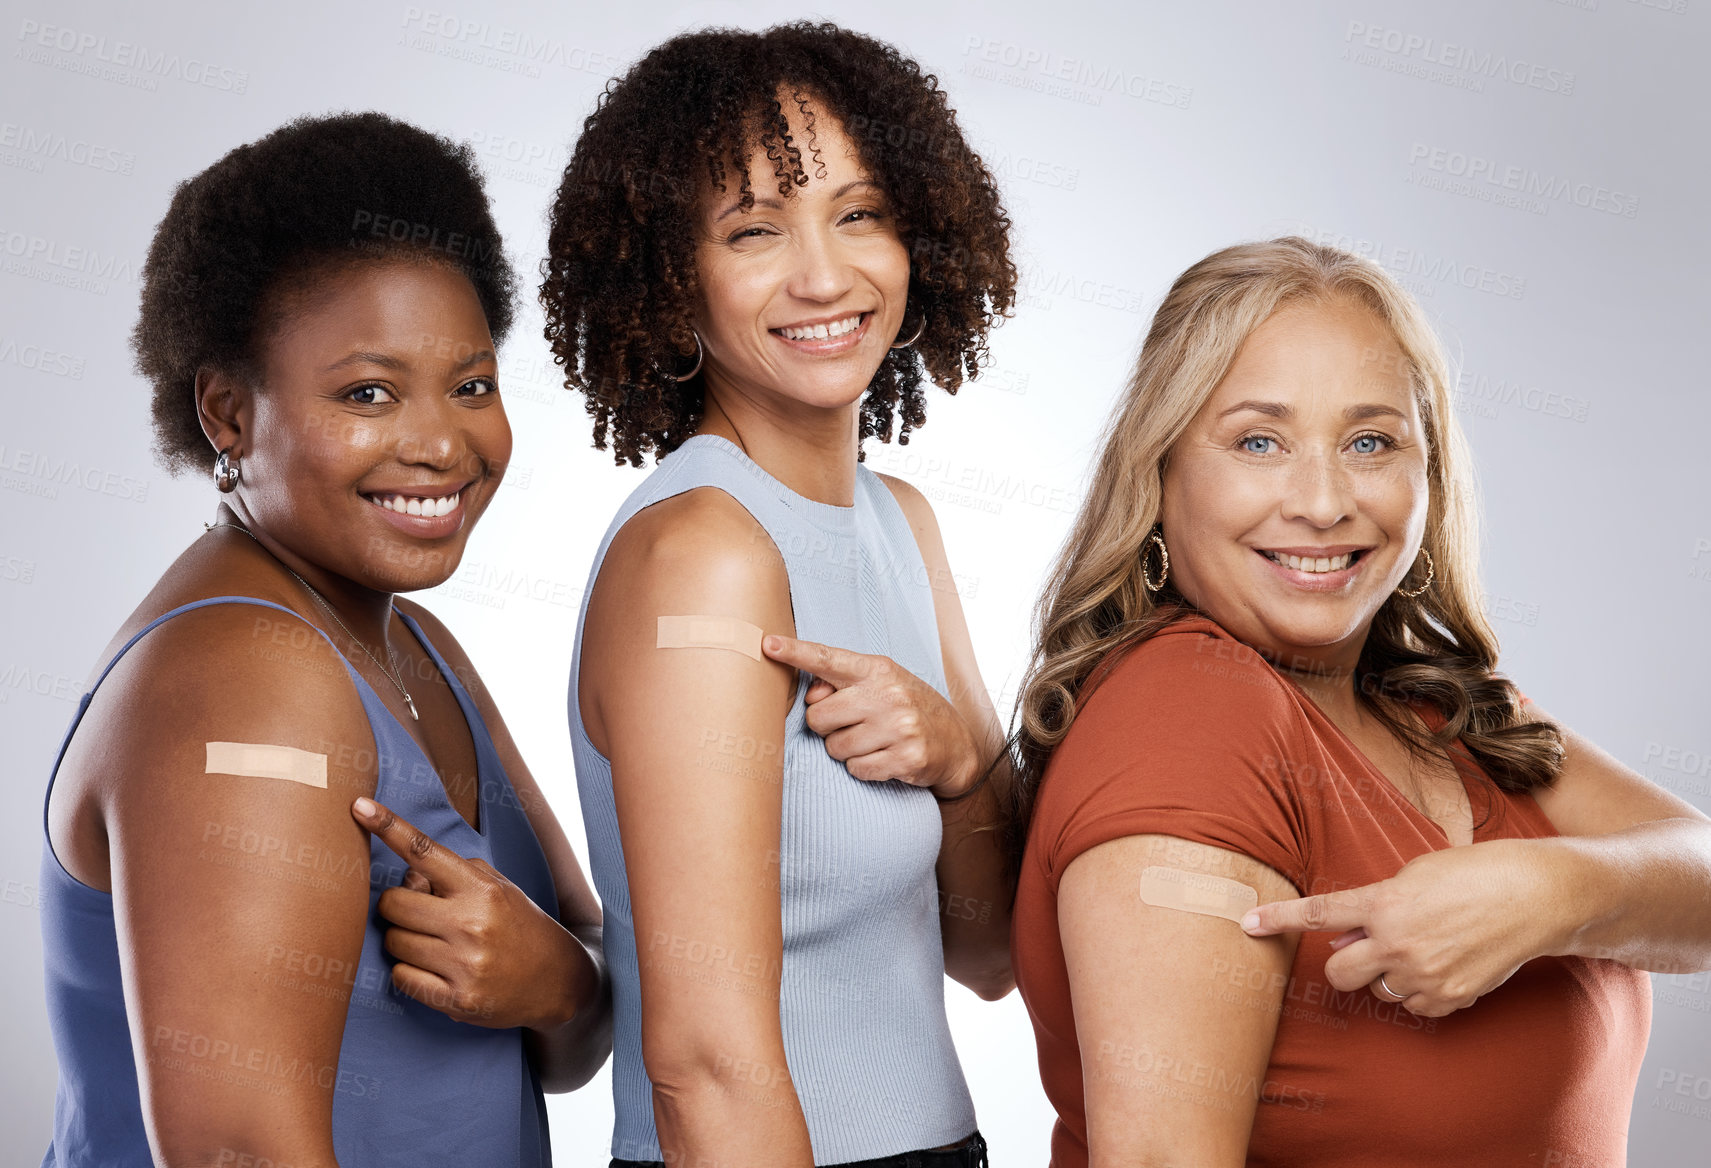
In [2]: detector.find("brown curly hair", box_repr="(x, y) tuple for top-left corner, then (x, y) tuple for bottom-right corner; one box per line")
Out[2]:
(540, 21), (1017, 467)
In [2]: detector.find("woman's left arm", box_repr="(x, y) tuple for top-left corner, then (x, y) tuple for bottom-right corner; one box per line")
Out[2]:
(867, 475), (1016, 997)
(381, 601), (613, 1092)
(1245, 705), (1711, 1015)
(876, 475), (1014, 997)
(1524, 711), (1711, 972)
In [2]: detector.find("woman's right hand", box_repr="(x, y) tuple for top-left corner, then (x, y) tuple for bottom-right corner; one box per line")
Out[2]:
(760, 633), (981, 798)
(1239, 838), (1547, 1017)
(352, 796), (588, 1031)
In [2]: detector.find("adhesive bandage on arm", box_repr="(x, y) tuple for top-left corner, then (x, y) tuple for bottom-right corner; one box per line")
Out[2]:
(1138, 865), (1259, 924)
(205, 742), (329, 789)
(656, 615), (764, 661)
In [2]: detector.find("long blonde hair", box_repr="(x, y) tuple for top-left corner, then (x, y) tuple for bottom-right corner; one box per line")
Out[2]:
(1002, 237), (1562, 866)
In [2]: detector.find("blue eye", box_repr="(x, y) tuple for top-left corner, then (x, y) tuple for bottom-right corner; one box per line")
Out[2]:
(1351, 433), (1391, 454)
(348, 384), (396, 405)
(1240, 435), (1276, 455)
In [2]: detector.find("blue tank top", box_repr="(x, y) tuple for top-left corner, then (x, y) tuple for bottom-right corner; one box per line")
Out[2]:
(38, 596), (557, 1167)
(570, 434), (978, 1164)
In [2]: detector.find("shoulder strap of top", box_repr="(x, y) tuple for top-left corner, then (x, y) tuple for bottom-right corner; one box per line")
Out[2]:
(43, 597), (363, 877)
(87, 595), (351, 698)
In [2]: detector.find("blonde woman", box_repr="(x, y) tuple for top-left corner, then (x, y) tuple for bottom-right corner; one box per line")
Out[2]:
(1006, 237), (1711, 1166)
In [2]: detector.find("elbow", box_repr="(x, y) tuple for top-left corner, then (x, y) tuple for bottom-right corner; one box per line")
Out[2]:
(962, 971), (1016, 1002)
(641, 1045), (729, 1097)
(947, 953), (1016, 1001)
(642, 1032), (791, 1105)
(536, 1023), (614, 1094)
(946, 935), (1016, 1001)
(535, 968), (616, 1094)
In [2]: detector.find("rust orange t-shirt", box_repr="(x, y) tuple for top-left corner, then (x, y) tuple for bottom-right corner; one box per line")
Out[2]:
(1011, 616), (1651, 1167)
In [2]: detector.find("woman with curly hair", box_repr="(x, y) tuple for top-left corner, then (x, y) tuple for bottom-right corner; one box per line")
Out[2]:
(541, 21), (1016, 1168)
(1007, 237), (1711, 1166)
(40, 111), (611, 1167)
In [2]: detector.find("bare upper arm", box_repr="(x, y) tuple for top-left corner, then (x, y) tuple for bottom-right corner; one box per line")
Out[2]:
(1059, 834), (1300, 1168)
(393, 597), (600, 931)
(69, 603), (379, 1165)
(1526, 703), (1710, 836)
(580, 488), (799, 1075)
(873, 472), (1000, 749)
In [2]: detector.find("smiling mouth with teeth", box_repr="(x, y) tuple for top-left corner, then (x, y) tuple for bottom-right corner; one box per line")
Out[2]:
(1260, 550), (1363, 573)
(366, 490), (461, 518)
(775, 313), (865, 341)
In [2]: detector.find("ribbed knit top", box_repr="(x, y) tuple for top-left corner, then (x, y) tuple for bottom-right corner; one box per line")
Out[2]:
(570, 434), (977, 1164)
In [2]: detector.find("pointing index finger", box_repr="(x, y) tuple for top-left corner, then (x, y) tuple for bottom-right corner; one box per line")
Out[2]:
(1241, 884), (1375, 936)
(761, 634), (871, 688)
(352, 796), (467, 892)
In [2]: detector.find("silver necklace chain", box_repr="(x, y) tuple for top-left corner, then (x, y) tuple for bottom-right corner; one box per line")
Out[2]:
(204, 521), (419, 720)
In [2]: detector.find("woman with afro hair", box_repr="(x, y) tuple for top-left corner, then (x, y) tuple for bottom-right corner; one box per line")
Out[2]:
(39, 111), (611, 1167)
(544, 21), (1017, 1168)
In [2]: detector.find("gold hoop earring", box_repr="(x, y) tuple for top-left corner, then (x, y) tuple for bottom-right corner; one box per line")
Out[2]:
(1396, 547), (1434, 598)
(659, 330), (704, 382)
(1141, 529), (1170, 592)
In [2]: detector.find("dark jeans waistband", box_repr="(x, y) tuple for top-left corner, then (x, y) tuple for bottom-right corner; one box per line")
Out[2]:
(611, 1128), (987, 1168)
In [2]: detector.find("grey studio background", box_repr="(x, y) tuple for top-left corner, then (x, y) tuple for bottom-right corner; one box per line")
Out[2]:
(3, 0), (1708, 1164)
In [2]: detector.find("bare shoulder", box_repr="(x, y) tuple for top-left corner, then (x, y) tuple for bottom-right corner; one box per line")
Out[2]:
(85, 535), (306, 682)
(872, 470), (939, 531)
(599, 485), (790, 607)
(53, 599), (377, 888)
(579, 487), (796, 754)
(392, 594), (458, 649)
(872, 469), (954, 588)
(81, 599), (367, 754)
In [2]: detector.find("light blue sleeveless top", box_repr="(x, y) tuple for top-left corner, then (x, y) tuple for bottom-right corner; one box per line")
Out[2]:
(570, 434), (978, 1164)
(39, 596), (556, 1167)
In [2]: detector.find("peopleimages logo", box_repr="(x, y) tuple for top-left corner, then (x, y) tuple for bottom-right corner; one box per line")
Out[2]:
(960, 36), (1193, 109)
(1408, 144), (1639, 219)
(1293, 225), (1527, 302)
(0, 122), (136, 175)
(398, 8), (624, 76)
(0, 445), (149, 503)
(0, 227), (138, 296)
(15, 19), (250, 93)
(0, 337), (86, 380)
(1343, 22), (1576, 95)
